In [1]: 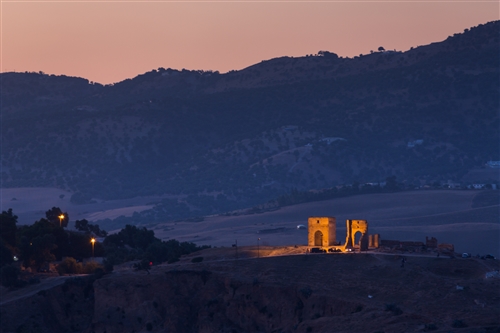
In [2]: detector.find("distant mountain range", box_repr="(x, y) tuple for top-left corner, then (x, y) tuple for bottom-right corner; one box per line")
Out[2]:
(1, 21), (499, 222)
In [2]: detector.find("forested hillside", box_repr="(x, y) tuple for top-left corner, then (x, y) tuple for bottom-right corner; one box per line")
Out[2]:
(1, 21), (498, 223)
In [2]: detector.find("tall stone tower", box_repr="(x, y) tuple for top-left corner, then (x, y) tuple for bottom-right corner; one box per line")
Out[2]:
(308, 217), (336, 247)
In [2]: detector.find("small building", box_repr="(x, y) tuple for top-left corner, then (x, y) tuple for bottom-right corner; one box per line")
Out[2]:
(407, 139), (424, 148)
(486, 161), (500, 168)
(320, 137), (346, 145)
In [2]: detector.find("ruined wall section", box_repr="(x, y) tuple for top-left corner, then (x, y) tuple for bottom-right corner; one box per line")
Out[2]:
(345, 219), (369, 251)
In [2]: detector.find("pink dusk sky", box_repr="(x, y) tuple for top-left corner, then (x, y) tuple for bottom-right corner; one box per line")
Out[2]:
(1, 0), (498, 85)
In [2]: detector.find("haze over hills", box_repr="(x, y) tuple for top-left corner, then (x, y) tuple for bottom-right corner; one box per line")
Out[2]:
(1, 21), (499, 224)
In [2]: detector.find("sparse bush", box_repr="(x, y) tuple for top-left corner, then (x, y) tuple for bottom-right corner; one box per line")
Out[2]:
(133, 259), (151, 273)
(384, 303), (402, 315)
(452, 319), (467, 328)
(353, 304), (363, 313)
(57, 257), (82, 275)
(191, 256), (203, 263)
(146, 322), (153, 331)
(423, 323), (437, 331)
(82, 261), (103, 274)
(57, 258), (104, 275)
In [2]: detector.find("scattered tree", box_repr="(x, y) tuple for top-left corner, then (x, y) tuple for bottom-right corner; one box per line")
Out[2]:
(0, 209), (18, 247)
(45, 207), (69, 228)
(385, 176), (400, 191)
(0, 241), (14, 268)
(75, 219), (108, 237)
(133, 259), (151, 274)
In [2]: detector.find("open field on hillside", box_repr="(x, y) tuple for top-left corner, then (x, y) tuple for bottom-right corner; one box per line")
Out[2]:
(1, 188), (498, 257)
(151, 190), (500, 257)
(0, 187), (157, 224)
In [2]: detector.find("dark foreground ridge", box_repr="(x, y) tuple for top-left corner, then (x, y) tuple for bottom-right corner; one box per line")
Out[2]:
(1, 249), (499, 333)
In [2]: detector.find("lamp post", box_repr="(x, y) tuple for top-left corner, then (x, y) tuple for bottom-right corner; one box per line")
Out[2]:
(257, 238), (260, 258)
(58, 214), (65, 227)
(91, 238), (96, 258)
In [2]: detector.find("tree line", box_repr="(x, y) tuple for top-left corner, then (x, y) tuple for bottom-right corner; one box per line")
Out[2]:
(0, 207), (209, 288)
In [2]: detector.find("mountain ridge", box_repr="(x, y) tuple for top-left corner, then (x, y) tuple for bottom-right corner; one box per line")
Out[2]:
(1, 20), (499, 223)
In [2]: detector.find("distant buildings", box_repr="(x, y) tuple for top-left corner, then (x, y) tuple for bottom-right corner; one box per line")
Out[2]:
(407, 139), (424, 148)
(320, 137), (346, 145)
(486, 161), (500, 168)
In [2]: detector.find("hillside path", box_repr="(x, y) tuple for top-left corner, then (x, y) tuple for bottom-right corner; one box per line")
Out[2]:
(0, 275), (82, 306)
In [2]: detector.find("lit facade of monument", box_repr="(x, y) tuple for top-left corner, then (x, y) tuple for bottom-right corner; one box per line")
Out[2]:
(307, 217), (336, 247)
(307, 217), (378, 251)
(345, 219), (369, 251)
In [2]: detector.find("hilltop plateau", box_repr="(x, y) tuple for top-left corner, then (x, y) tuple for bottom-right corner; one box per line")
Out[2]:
(1, 249), (499, 333)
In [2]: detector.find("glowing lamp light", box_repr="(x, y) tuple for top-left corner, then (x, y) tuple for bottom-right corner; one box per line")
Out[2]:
(91, 238), (96, 257)
(58, 214), (65, 227)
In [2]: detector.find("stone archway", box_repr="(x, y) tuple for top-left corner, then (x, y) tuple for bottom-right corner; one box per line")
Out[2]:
(345, 220), (368, 251)
(314, 230), (323, 246)
(307, 217), (336, 248)
(353, 231), (362, 246)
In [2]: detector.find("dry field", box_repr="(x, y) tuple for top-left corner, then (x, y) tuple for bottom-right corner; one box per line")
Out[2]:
(1, 188), (498, 257)
(0, 187), (157, 224)
(151, 190), (500, 257)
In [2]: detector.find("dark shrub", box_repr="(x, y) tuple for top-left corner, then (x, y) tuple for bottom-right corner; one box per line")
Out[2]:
(0, 264), (19, 287)
(384, 303), (402, 315)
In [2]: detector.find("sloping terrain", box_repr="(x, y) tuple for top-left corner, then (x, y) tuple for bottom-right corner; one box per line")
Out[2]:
(149, 190), (500, 257)
(1, 251), (499, 333)
(2, 188), (498, 257)
(1, 21), (499, 222)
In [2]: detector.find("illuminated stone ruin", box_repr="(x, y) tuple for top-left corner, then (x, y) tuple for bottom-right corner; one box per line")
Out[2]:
(307, 217), (379, 252)
(368, 234), (380, 248)
(345, 219), (369, 251)
(307, 217), (336, 247)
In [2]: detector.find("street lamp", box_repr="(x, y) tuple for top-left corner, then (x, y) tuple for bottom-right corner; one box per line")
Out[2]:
(91, 238), (96, 258)
(58, 214), (65, 227)
(257, 238), (261, 258)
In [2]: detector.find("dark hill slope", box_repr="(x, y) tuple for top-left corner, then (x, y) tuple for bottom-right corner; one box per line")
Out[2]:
(1, 253), (499, 333)
(1, 21), (498, 217)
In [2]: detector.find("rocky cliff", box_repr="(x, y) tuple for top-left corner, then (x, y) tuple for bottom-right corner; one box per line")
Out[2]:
(1, 252), (499, 333)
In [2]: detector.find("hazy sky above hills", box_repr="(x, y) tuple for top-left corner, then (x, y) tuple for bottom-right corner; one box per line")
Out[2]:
(1, 0), (497, 84)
